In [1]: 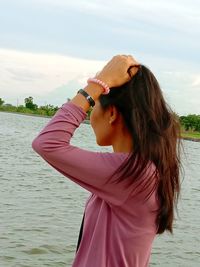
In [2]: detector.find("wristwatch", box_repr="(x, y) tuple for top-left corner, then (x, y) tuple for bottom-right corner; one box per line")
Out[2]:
(77, 89), (95, 107)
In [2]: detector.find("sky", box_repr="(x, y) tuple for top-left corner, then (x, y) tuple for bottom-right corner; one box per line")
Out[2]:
(0, 0), (199, 115)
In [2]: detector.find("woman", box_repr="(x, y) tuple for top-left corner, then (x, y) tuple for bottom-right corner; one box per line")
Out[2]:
(32, 55), (181, 267)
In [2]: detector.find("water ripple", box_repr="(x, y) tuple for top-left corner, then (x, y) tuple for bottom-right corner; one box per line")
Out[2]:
(1, 112), (200, 267)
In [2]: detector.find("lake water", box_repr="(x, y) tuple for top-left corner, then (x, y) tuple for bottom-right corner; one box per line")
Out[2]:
(0, 111), (200, 267)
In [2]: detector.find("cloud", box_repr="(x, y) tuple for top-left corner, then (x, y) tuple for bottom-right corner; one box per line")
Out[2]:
(5, 67), (46, 82)
(37, 78), (85, 107)
(0, 48), (199, 115)
(0, 0), (199, 63)
(156, 71), (200, 115)
(20, 0), (200, 37)
(0, 1), (199, 114)
(0, 48), (105, 105)
(192, 75), (200, 87)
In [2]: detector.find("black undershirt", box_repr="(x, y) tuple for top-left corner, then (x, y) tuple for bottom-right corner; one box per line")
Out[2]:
(76, 212), (85, 253)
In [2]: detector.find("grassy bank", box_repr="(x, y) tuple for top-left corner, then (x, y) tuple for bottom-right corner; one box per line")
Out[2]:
(181, 131), (200, 142)
(0, 109), (52, 118)
(0, 109), (91, 123)
(0, 105), (57, 117)
(0, 104), (91, 120)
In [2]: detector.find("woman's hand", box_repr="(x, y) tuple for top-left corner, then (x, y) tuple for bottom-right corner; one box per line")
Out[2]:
(95, 55), (140, 88)
(71, 55), (140, 112)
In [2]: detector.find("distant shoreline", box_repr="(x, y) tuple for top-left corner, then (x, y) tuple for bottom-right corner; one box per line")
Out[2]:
(1, 110), (200, 142)
(0, 110), (52, 118)
(0, 110), (91, 123)
(181, 137), (200, 142)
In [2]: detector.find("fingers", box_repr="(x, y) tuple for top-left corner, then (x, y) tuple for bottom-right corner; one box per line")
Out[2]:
(120, 54), (140, 66)
(106, 54), (140, 85)
(122, 55), (140, 78)
(127, 55), (140, 67)
(127, 65), (140, 78)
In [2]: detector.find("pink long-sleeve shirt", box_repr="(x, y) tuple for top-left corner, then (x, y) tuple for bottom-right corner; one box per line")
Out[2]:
(32, 101), (159, 267)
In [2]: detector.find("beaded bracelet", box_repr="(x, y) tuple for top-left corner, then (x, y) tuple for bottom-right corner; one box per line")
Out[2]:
(87, 78), (110, 95)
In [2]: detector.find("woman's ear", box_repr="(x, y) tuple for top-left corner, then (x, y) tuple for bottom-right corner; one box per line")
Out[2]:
(108, 105), (119, 124)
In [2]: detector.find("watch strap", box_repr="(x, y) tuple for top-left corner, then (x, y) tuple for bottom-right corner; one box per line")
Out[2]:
(77, 89), (95, 107)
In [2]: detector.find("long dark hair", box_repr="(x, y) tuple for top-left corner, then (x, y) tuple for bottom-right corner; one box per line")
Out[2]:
(99, 65), (182, 234)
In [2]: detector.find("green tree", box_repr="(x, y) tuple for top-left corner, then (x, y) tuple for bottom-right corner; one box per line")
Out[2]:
(194, 115), (200, 132)
(24, 96), (38, 110)
(40, 104), (58, 116)
(86, 106), (93, 120)
(0, 98), (5, 106)
(180, 114), (200, 132)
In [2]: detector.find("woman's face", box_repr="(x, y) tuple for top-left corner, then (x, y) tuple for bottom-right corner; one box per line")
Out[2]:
(90, 100), (113, 146)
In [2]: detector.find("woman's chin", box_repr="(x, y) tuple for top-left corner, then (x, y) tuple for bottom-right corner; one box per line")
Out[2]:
(96, 138), (111, 147)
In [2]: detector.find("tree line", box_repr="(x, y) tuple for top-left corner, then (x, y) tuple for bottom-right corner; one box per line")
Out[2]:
(0, 96), (92, 119)
(180, 115), (200, 132)
(0, 97), (199, 131)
